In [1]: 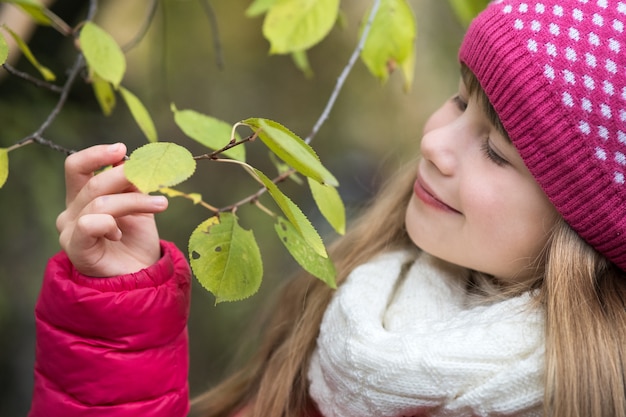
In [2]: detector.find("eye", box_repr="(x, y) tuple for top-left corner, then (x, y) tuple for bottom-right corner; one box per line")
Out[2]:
(480, 139), (509, 166)
(452, 95), (468, 112)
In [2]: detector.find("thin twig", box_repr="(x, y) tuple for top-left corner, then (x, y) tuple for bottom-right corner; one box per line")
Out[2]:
(15, 53), (84, 153)
(37, 55), (83, 137)
(122, 0), (159, 52)
(10, 0), (97, 153)
(197, 0), (224, 70)
(193, 134), (256, 161)
(304, 0), (381, 144)
(216, 0), (382, 213)
(2, 63), (63, 93)
(86, 0), (98, 21)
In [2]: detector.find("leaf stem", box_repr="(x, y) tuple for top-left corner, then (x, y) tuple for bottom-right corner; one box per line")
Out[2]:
(253, 200), (277, 218)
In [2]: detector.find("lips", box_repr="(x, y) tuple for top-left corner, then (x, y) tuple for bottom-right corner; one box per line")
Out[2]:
(414, 175), (461, 214)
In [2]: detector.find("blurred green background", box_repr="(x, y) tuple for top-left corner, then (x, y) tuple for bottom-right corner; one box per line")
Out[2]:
(0, 0), (464, 415)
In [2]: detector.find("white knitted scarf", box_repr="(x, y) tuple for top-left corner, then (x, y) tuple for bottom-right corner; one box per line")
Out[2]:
(308, 251), (544, 417)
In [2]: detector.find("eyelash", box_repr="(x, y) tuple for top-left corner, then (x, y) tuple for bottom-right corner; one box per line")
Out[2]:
(480, 140), (508, 166)
(452, 95), (508, 167)
(452, 95), (467, 111)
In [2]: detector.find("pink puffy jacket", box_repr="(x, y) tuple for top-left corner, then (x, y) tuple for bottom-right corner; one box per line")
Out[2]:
(28, 241), (192, 417)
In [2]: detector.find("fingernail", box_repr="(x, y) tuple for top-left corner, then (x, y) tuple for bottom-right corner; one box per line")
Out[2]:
(152, 196), (168, 208)
(108, 143), (121, 153)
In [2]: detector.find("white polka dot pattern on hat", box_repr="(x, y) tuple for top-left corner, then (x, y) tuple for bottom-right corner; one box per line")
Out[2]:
(501, 0), (626, 186)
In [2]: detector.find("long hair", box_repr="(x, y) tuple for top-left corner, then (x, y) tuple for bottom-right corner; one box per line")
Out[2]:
(541, 219), (626, 417)
(190, 162), (418, 417)
(192, 70), (626, 417)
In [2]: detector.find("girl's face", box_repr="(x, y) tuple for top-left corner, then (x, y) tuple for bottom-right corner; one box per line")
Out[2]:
(405, 77), (559, 284)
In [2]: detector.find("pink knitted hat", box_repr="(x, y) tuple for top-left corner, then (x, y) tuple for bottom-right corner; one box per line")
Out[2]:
(459, 0), (626, 271)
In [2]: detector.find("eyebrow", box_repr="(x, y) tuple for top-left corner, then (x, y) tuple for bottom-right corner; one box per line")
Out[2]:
(460, 64), (512, 143)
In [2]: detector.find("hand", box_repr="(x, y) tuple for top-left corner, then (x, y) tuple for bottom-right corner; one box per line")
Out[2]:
(56, 143), (169, 277)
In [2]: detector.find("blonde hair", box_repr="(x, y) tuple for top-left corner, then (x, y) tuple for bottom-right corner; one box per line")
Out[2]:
(190, 163), (418, 417)
(542, 219), (626, 417)
(191, 71), (626, 417)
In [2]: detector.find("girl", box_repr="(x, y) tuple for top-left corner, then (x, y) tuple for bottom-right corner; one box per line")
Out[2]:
(29, 0), (626, 416)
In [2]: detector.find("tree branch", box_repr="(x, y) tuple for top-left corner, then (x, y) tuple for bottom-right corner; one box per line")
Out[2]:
(304, 0), (381, 144)
(2, 63), (63, 93)
(215, 0), (382, 213)
(122, 0), (159, 52)
(197, 0), (224, 70)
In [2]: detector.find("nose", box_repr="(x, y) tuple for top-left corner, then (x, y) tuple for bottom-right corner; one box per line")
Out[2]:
(420, 118), (460, 177)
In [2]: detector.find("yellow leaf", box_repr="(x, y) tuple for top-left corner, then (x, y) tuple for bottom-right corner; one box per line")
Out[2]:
(120, 86), (157, 142)
(0, 148), (8, 188)
(263, 0), (340, 54)
(91, 73), (116, 116)
(80, 22), (126, 88)
(2, 25), (55, 81)
(124, 142), (196, 193)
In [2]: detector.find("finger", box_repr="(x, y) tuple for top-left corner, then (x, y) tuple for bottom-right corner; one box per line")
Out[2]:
(65, 143), (128, 204)
(69, 164), (135, 215)
(58, 213), (120, 254)
(75, 213), (122, 248)
(81, 192), (168, 219)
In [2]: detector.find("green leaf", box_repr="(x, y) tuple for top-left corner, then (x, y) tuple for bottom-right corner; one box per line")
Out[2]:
(124, 142), (196, 193)
(291, 50), (313, 78)
(242, 118), (338, 186)
(120, 86), (157, 143)
(262, 0), (340, 54)
(0, 32), (7, 65)
(0, 148), (8, 188)
(308, 177), (345, 235)
(269, 152), (303, 185)
(360, 0), (417, 90)
(189, 213), (263, 303)
(251, 167), (327, 257)
(91, 73), (116, 116)
(447, 0), (489, 27)
(80, 22), (126, 88)
(275, 216), (336, 288)
(0, 0), (71, 33)
(245, 0), (277, 17)
(172, 105), (245, 162)
(2, 25), (55, 81)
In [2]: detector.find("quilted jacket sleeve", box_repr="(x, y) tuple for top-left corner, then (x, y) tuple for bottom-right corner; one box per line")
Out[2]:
(28, 240), (192, 417)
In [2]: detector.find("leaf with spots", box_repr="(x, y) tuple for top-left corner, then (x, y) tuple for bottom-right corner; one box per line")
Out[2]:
(251, 167), (328, 258)
(124, 142), (196, 193)
(275, 216), (336, 288)
(189, 213), (263, 303)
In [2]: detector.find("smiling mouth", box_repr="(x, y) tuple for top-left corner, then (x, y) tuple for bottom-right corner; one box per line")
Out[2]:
(414, 176), (462, 214)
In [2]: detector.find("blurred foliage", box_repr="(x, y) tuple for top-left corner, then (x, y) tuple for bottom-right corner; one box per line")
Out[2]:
(0, 0), (466, 414)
